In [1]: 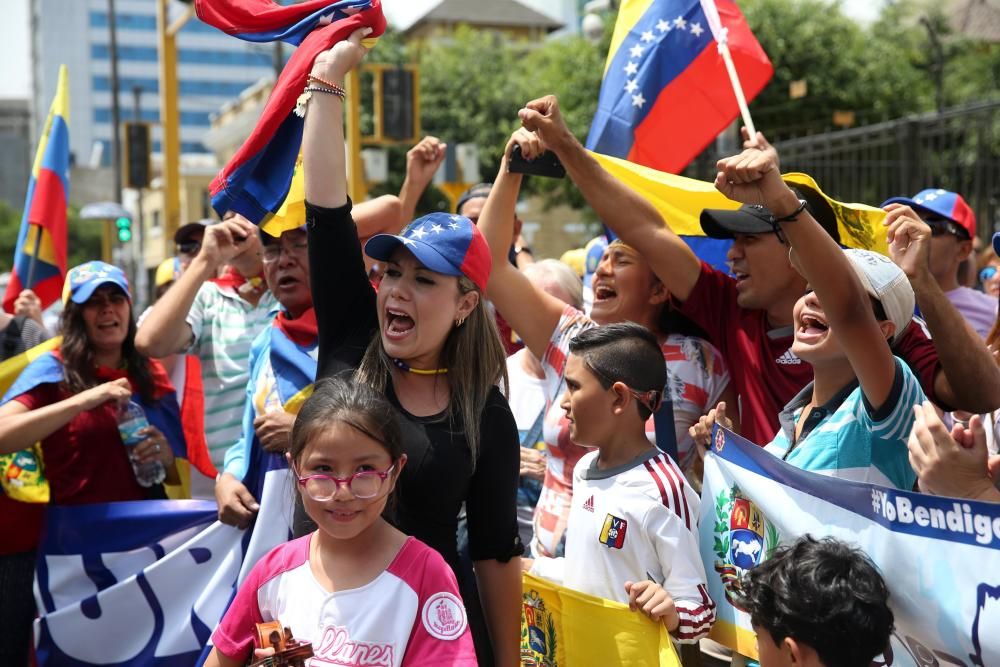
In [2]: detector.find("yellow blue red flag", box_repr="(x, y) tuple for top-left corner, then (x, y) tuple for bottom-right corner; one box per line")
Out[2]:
(4, 65), (70, 312)
(587, 0), (772, 175)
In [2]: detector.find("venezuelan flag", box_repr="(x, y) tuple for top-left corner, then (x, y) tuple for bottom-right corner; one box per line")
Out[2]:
(587, 0), (772, 175)
(196, 0), (385, 223)
(3, 65), (70, 313)
(591, 153), (891, 268)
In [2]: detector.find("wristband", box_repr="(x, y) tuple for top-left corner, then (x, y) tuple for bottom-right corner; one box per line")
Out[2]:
(771, 199), (807, 225)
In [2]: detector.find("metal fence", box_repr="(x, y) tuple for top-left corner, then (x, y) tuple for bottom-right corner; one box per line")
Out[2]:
(689, 100), (1000, 239)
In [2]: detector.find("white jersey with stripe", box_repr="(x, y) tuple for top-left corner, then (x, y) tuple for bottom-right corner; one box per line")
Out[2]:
(531, 449), (715, 644)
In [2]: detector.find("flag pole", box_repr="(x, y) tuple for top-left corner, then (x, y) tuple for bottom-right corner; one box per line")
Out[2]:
(699, 0), (758, 139)
(717, 40), (757, 138)
(25, 225), (42, 291)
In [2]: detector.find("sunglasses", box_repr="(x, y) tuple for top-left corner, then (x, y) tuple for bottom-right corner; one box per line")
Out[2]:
(925, 218), (968, 240)
(177, 241), (201, 255)
(980, 267), (998, 283)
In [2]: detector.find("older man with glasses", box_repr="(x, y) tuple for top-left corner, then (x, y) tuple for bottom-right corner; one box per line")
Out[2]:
(882, 189), (996, 338)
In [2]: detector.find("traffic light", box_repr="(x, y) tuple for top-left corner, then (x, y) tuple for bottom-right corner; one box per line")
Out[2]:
(124, 122), (152, 189)
(116, 216), (133, 243)
(382, 69), (415, 141)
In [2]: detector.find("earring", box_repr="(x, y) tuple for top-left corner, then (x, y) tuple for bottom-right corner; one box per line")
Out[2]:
(455, 317), (466, 327)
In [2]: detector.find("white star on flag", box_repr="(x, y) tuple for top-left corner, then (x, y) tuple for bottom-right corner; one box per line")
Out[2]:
(656, 19), (671, 33)
(430, 223), (444, 234)
(690, 22), (704, 36)
(629, 44), (644, 58)
(450, 215), (463, 222)
(448, 222), (461, 230)
(924, 193), (939, 201)
(674, 15), (687, 29)
(401, 237), (416, 246)
(624, 61), (638, 76)
(625, 79), (638, 93)
(410, 226), (428, 240)
(640, 30), (654, 42)
(632, 92), (646, 108)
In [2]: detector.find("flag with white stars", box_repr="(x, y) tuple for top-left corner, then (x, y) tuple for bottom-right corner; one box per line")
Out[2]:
(586, 0), (772, 174)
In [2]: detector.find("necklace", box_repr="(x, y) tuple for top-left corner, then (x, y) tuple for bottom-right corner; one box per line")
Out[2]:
(391, 358), (448, 376)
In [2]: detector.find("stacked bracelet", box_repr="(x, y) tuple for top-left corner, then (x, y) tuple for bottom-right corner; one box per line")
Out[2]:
(307, 73), (346, 96)
(294, 81), (346, 118)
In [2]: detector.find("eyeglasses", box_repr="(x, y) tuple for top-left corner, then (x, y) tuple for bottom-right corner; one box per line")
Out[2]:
(177, 241), (201, 255)
(980, 267), (998, 283)
(294, 464), (396, 501)
(262, 241), (308, 264)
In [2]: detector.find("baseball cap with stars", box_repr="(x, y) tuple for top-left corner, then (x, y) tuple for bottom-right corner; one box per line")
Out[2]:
(364, 212), (492, 292)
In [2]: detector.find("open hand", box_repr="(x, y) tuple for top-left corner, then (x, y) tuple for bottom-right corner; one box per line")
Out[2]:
(908, 401), (999, 501)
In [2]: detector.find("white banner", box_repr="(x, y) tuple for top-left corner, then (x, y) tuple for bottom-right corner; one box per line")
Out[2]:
(699, 426), (1000, 665)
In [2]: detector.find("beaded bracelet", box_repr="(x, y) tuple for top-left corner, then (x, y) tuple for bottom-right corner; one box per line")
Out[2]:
(307, 73), (346, 97)
(294, 84), (346, 118)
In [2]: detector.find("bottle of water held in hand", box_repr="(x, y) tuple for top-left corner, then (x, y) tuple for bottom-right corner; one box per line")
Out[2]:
(117, 400), (165, 487)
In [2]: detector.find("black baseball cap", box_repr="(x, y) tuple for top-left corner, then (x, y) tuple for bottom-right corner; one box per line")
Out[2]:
(700, 185), (841, 243)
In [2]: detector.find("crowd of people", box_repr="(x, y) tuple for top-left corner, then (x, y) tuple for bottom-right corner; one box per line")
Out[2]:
(2, 29), (999, 667)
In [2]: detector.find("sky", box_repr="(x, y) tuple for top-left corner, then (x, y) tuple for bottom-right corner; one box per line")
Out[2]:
(1, 0), (883, 99)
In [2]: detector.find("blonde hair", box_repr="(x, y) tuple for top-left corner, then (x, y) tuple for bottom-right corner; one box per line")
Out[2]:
(355, 276), (507, 464)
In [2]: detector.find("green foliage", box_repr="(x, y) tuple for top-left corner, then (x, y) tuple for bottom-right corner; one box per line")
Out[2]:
(363, 3), (997, 213)
(0, 202), (103, 275)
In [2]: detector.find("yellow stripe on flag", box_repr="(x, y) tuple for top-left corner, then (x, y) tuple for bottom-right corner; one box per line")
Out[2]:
(0, 336), (61, 398)
(590, 152), (890, 255)
(521, 573), (681, 666)
(261, 158), (306, 238)
(605, 0), (657, 77)
(31, 65), (70, 181)
(591, 151), (740, 236)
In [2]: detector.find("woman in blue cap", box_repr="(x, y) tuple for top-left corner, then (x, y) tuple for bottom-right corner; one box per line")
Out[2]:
(0, 260), (185, 666)
(297, 30), (521, 666)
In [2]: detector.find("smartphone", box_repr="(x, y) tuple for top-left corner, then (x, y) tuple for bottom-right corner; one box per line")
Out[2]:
(508, 144), (566, 179)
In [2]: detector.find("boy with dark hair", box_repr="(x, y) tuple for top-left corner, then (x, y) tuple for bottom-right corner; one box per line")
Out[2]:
(742, 536), (894, 666)
(531, 321), (715, 643)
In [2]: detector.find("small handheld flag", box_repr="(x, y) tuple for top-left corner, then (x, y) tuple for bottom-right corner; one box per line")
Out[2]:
(4, 65), (70, 312)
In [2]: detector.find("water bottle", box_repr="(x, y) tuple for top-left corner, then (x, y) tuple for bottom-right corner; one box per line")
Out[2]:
(117, 400), (165, 487)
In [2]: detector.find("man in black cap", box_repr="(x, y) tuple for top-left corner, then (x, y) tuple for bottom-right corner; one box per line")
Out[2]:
(173, 219), (217, 273)
(457, 183), (534, 270)
(513, 93), (1000, 444)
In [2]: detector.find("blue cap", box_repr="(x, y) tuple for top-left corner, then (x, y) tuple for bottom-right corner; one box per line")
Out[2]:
(65, 261), (131, 304)
(364, 213), (492, 292)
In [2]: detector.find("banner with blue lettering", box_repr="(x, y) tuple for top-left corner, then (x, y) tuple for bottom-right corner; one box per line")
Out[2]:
(700, 426), (1000, 665)
(34, 460), (294, 665)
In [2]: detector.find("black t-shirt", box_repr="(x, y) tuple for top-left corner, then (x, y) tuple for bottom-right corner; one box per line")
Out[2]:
(306, 198), (522, 564)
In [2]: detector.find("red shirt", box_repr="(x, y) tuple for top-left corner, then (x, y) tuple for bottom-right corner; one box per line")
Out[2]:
(1, 383), (145, 555)
(677, 262), (942, 445)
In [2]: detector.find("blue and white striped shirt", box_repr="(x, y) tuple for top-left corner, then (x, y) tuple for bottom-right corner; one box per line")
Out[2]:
(765, 357), (924, 489)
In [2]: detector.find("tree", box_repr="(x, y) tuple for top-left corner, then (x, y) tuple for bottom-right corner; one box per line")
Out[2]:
(0, 202), (103, 277)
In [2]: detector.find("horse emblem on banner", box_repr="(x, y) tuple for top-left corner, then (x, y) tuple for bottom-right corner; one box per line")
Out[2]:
(520, 589), (558, 667)
(712, 484), (780, 610)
